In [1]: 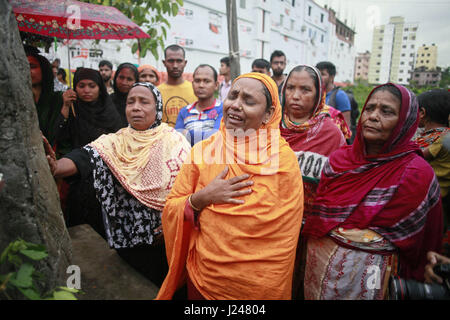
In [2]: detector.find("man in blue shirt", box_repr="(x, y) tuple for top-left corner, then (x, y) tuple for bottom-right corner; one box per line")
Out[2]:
(175, 64), (223, 146)
(316, 61), (351, 128)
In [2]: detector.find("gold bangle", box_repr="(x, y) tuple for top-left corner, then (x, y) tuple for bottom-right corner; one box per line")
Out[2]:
(188, 194), (201, 212)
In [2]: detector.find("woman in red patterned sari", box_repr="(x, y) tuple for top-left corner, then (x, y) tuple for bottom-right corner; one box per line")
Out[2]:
(279, 65), (346, 298)
(302, 83), (443, 300)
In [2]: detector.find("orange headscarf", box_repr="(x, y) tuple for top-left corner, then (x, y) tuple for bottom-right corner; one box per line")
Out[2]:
(137, 64), (161, 86)
(156, 73), (304, 300)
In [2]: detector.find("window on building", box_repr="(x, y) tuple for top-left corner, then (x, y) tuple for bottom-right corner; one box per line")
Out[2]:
(376, 78), (379, 81)
(321, 34), (324, 43)
(413, 27), (417, 31)
(401, 53), (405, 57)
(376, 70), (380, 73)
(426, 60), (429, 63)
(405, 28), (409, 31)
(321, 14), (324, 23)
(403, 36), (407, 40)
(410, 53), (414, 57)
(411, 44), (414, 48)
(280, 14), (284, 26)
(400, 70), (403, 73)
(240, 0), (246, 9)
(425, 47), (429, 50)
(377, 62), (380, 65)
(399, 78), (403, 82)
(292, 0), (295, 6)
(421, 54), (424, 56)
(427, 53), (430, 56)
(308, 6), (311, 16)
(402, 45), (406, 48)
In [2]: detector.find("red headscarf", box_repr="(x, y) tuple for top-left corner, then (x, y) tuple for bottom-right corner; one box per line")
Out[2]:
(302, 83), (443, 281)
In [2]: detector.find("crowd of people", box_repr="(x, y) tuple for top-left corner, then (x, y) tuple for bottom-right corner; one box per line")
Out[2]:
(26, 42), (450, 300)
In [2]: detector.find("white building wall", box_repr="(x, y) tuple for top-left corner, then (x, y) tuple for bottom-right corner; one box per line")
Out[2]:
(43, 0), (355, 83)
(304, 0), (329, 67)
(269, 0), (307, 72)
(396, 22), (418, 85)
(380, 24), (395, 83)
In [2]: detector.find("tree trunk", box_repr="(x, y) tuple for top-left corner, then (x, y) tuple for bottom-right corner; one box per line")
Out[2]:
(0, 0), (72, 299)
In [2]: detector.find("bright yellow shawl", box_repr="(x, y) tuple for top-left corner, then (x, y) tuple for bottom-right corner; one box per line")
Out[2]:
(156, 73), (304, 300)
(89, 123), (191, 211)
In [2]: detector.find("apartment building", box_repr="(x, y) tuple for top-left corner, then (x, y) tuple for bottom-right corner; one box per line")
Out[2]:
(354, 51), (370, 81)
(326, 6), (356, 83)
(44, 0), (356, 83)
(415, 44), (438, 70)
(368, 16), (418, 85)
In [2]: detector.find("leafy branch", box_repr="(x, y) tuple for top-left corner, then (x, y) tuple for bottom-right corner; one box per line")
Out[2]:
(80, 0), (184, 60)
(0, 239), (80, 300)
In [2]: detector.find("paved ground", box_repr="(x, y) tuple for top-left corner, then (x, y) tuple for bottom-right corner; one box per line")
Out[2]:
(68, 224), (159, 300)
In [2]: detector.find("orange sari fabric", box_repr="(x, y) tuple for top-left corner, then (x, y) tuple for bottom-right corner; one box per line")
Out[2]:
(156, 73), (304, 300)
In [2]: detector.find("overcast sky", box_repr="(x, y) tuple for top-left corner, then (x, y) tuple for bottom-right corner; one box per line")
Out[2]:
(315, 0), (450, 68)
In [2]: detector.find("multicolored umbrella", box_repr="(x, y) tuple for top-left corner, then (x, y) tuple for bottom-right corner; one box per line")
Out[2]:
(12, 0), (150, 40)
(12, 0), (150, 87)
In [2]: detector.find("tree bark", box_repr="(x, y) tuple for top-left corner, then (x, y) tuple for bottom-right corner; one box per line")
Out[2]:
(0, 0), (72, 299)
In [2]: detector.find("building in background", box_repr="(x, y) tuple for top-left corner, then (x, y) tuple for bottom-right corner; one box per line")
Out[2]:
(325, 6), (356, 83)
(354, 51), (370, 82)
(368, 16), (418, 86)
(44, 0), (357, 83)
(302, 0), (329, 68)
(411, 66), (441, 87)
(415, 43), (438, 70)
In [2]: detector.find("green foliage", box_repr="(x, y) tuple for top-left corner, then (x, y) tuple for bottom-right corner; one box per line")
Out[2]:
(80, 0), (184, 60)
(344, 81), (375, 112)
(439, 67), (450, 89)
(0, 239), (80, 300)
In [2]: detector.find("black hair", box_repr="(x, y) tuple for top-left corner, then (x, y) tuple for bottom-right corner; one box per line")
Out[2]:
(164, 44), (186, 59)
(418, 89), (450, 126)
(220, 56), (230, 67)
(24, 45), (54, 92)
(252, 58), (270, 71)
(113, 63), (138, 93)
(57, 68), (66, 78)
(193, 64), (218, 82)
(270, 50), (286, 63)
(99, 60), (113, 70)
(289, 65), (321, 104)
(316, 61), (336, 77)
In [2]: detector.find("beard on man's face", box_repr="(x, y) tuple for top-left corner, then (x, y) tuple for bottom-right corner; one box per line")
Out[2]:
(272, 69), (284, 77)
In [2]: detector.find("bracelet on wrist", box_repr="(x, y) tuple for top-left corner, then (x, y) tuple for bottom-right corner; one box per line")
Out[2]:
(188, 194), (201, 212)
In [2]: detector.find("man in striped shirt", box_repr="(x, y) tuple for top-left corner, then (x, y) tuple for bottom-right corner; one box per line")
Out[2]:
(175, 64), (223, 146)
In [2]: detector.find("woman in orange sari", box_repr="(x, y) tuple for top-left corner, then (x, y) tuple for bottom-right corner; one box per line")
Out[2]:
(156, 73), (304, 300)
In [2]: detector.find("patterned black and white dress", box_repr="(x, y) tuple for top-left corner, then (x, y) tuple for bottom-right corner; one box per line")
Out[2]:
(65, 146), (162, 249)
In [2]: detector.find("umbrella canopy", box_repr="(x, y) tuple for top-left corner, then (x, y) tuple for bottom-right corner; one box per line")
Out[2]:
(12, 0), (150, 40)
